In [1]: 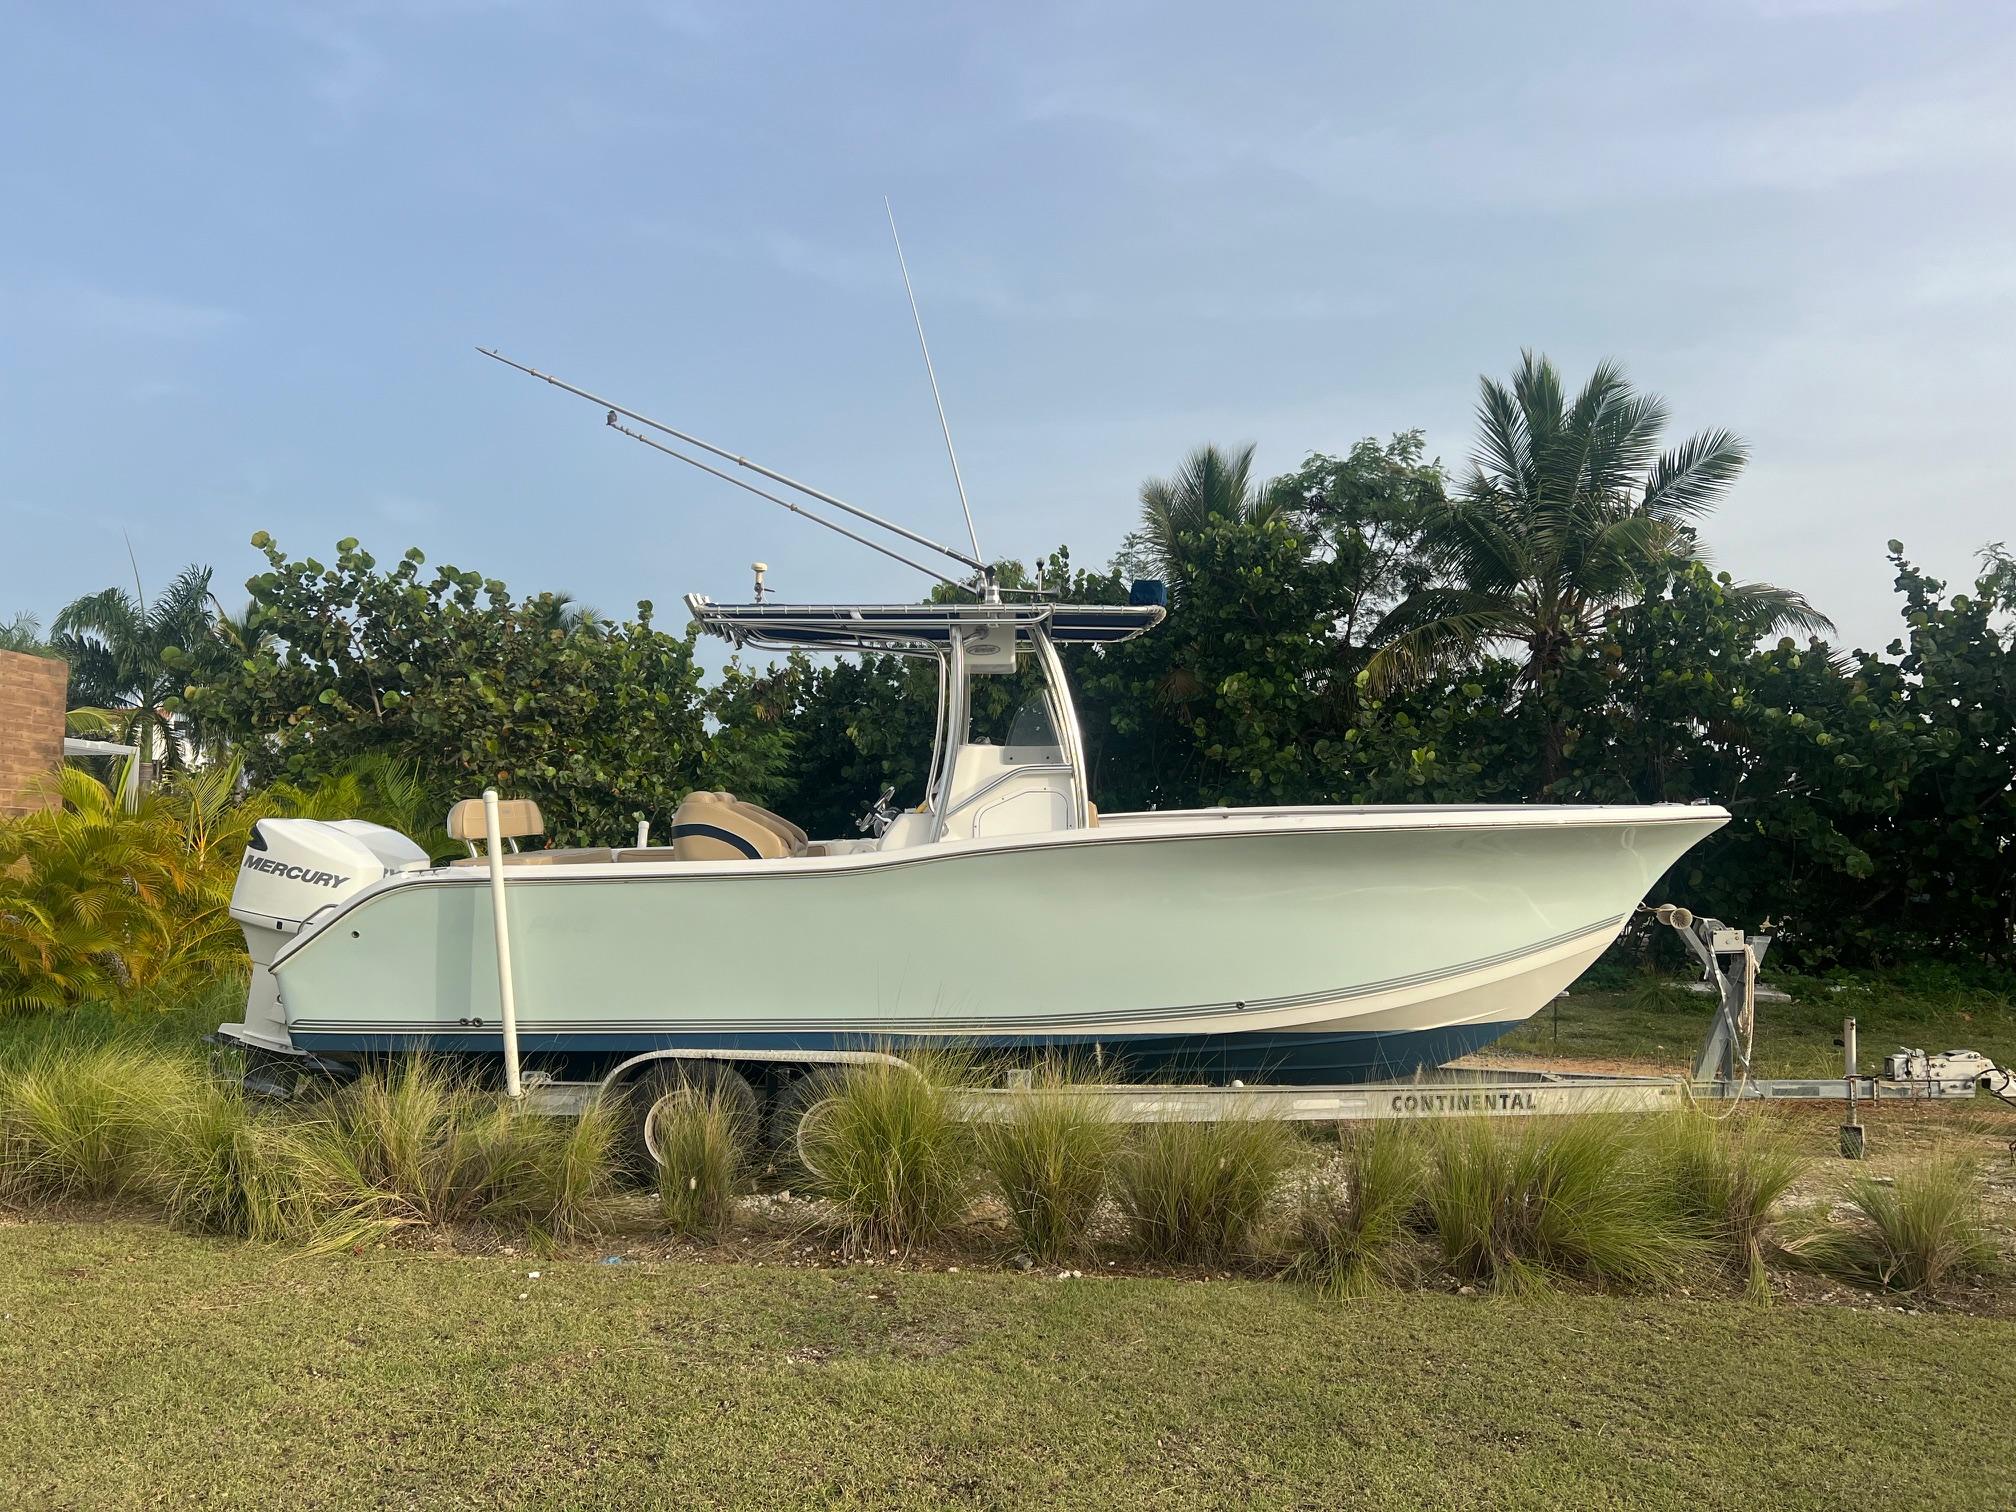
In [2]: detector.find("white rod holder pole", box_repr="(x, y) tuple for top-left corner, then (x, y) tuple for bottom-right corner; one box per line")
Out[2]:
(482, 788), (524, 1099)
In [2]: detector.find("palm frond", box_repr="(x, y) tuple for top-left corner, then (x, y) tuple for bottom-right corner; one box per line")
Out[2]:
(1724, 580), (1837, 641)
(153, 565), (217, 642)
(1580, 513), (1687, 594)
(1136, 442), (1269, 590)
(1471, 375), (1533, 498)
(1640, 428), (1750, 522)
(51, 586), (142, 645)
(1364, 589), (1530, 694)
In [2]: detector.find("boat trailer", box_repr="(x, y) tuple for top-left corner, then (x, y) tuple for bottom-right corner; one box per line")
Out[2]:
(515, 909), (2015, 1157)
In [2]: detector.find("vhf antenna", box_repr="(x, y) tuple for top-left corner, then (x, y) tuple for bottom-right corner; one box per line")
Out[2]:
(884, 198), (986, 579)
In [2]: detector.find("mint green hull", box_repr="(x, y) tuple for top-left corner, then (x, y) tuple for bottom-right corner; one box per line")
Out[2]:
(266, 807), (1726, 1070)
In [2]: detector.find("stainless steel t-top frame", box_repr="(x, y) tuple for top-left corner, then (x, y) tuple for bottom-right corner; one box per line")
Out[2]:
(685, 598), (1163, 842)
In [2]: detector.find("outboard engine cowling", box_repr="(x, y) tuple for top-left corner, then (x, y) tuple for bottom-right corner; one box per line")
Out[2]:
(224, 818), (431, 1052)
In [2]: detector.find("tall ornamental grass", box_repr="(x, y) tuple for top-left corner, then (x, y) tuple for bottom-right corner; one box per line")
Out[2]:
(653, 1084), (751, 1239)
(1286, 1123), (1429, 1297)
(1111, 1116), (1300, 1265)
(973, 1070), (1123, 1264)
(796, 1056), (974, 1255)
(147, 1079), (320, 1241)
(1425, 1113), (1696, 1293)
(1789, 1156), (2002, 1294)
(0, 1041), (197, 1201)
(300, 1059), (620, 1244)
(1647, 1111), (1806, 1297)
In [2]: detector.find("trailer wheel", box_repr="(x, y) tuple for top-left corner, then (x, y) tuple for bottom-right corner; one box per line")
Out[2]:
(619, 1061), (759, 1179)
(767, 1068), (848, 1180)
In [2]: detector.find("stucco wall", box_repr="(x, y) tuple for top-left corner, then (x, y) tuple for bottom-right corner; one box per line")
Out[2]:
(0, 649), (69, 818)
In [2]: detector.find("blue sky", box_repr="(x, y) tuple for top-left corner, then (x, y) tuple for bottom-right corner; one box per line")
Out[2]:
(4, 0), (2012, 656)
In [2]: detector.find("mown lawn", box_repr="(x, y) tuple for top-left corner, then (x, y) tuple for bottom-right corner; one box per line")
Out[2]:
(1497, 973), (2016, 1076)
(1, 1220), (2012, 1511)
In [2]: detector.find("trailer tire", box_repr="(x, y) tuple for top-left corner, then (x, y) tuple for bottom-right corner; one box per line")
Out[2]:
(619, 1061), (759, 1180)
(767, 1068), (849, 1181)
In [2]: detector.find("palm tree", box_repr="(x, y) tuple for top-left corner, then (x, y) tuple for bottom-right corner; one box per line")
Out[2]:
(50, 564), (220, 776)
(1368, 353), (1833, 788)
(1133, 443), (1286, 594)
(0, 611), (48, 654)
(526, 591), (606, 635)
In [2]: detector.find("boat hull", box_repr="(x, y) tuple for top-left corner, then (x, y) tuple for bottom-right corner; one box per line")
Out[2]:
(259, 806), (1724, 1083)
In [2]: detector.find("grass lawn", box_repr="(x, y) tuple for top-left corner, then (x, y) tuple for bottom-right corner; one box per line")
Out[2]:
(1496, 972), (2016, 1076)
(6, 971), (2015, 1508)
(1, 1220), (2011, 1511)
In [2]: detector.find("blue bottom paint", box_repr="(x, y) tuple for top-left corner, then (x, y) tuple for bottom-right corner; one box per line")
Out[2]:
(290, 1020), (1523, 1087)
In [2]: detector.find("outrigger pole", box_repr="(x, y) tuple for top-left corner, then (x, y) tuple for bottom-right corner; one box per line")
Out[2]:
(602, 416), (964, 590)
(477, 347), (990, 583)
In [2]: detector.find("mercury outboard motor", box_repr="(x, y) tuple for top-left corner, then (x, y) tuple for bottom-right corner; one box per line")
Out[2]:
(224, 818), (431, 1055)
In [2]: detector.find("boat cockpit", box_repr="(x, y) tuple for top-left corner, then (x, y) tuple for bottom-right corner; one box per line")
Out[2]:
(448, 594), (1165, 867)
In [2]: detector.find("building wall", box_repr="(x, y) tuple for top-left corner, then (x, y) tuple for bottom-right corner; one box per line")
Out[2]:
(0, 649), (70, 818)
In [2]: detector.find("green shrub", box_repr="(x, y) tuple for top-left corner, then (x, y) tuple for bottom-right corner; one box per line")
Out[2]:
(974, 1071), (1122, 1264)
(797, 1056), (973, 1255)
(653, 1085), (750, 1239)
(1648, 1111), (1805, 1296)
(0, 1042), (197, 1201)
(0, 764), (274, 1012)
(1425, 1114), (1696, 1293)
(1111, 1117), (1299, 1265)
(1789, 1156), (2003, 1294)
(1285, 1123), (1428, 1297)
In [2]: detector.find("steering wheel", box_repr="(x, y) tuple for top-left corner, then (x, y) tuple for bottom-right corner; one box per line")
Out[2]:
(856, 785), (900, 836)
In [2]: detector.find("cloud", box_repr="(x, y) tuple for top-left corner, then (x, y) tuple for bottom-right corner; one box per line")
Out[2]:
(372, 491), (442, 527)
(1749, 0), (1920, 15)
(1906, 250), (2016, 308)
(632, 220), (1106, 320)
(631, 220), (1379, 325)
(292, 15), (390, 124)
(3, 282), (241, 340)
(1009, 47), (2016, 208)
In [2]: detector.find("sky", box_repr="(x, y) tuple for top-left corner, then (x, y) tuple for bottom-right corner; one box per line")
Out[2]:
(3, 0), (2012, 659)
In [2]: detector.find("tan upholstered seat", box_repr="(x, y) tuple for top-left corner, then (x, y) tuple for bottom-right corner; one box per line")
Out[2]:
(668, 790), (808, 862)
(445, 797), (546, 847)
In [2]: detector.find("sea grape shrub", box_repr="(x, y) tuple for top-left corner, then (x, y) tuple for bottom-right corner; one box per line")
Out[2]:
(179, 535), (723, 846)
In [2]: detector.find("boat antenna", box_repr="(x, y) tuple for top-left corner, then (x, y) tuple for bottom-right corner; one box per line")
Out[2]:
(603, 415), (964, 589)
(884, 198), (986, 577)
(478, 348), (986, 577)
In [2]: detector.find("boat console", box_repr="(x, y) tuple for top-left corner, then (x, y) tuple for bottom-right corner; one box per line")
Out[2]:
(685, 595), (1163, 849)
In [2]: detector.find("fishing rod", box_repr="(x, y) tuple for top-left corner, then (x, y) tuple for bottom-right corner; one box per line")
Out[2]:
(602, 414), (964, 590)
(477, 347), (988, 580)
